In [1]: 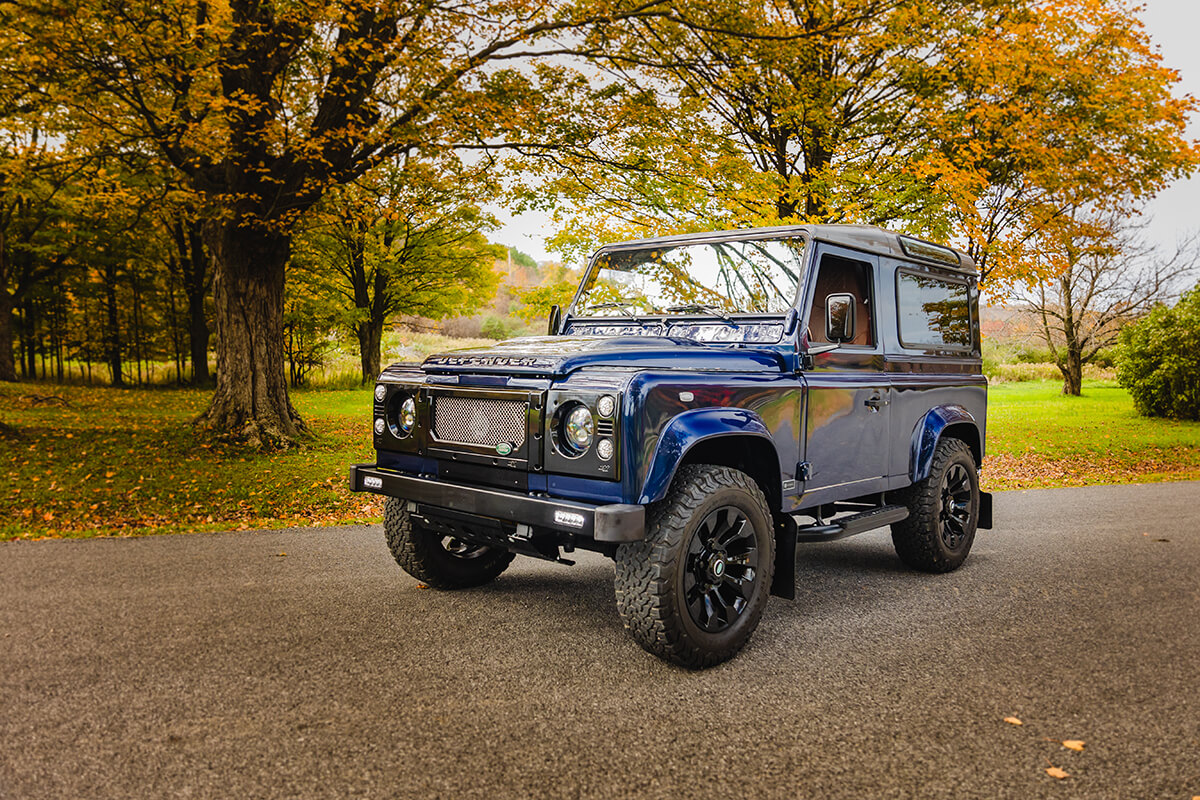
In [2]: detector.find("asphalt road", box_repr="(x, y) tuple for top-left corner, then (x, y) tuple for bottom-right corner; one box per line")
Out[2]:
(2, 482), (1199, 800)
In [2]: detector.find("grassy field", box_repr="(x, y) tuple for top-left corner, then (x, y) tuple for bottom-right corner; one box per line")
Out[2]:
(985, 380), (1200, 489)
(3, 379), (1198, 540)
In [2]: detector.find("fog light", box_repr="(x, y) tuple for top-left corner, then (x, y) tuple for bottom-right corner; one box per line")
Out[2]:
(373, 417), (385, 435)
(597, 438), (614, 461)
(374, 384), (387, 402)
(597, 395), (616, 418)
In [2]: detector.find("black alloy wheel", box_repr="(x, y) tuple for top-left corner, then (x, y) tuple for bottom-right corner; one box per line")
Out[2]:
(684, 506), (760, 633)
(614, 464), (775, 669)
(891, 436), (979, 573)
(939, 462), (973, 550)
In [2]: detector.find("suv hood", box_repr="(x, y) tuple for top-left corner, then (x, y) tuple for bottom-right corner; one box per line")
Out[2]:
(421, 335), (786, 376)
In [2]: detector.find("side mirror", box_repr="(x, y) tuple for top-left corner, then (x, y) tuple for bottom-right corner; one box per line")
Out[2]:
(825, 293), (855, 343)
(547, 303), (562, 335)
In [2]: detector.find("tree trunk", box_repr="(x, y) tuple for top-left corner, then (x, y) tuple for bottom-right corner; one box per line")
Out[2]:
(184, 223), (210, 385)
(170, 218), (211, 385)
(103, 262), (124, 387)
(357, 319), (382, 384)
(0, 289), (15, 382)
(1060, 349), (1083, 396)
(21, 299), (36, 379)
(195, 223), (304, 448)
(188, 297), (210, 384)
(357, 246), (389, 385)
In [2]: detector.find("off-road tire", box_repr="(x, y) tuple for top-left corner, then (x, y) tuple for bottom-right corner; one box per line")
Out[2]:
(384, 497), (515, 589)
(891, 437), (979, 573)
(614, 465), (775, 669)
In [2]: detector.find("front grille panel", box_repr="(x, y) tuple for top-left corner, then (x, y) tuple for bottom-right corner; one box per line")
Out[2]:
(432, 395), (527, 448)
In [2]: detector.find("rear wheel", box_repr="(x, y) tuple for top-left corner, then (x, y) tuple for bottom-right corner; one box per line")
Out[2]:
(614, 465), (774, 669)
(384, 497), (514, 589)
(891, 437), (979, 573)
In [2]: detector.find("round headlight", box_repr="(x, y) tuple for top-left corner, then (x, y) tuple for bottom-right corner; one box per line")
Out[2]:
(561, 404), (594, 454)
(374, 417), (385, 435)
(597, 395), (616, 418)
(374, 384), (387, 402)
(398, 397), (417, 433)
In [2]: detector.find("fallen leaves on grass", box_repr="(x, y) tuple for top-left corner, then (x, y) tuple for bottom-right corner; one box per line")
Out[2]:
(983, 450), (1200, 492)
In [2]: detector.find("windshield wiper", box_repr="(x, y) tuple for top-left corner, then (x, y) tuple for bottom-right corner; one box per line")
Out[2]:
(665, 303), (739, 327)
(582, 302), (653, 327)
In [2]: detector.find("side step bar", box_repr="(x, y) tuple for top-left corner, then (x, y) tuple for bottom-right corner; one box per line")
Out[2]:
(792, 504), (909, 543)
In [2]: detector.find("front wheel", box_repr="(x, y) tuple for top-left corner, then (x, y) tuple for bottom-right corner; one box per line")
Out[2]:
(384, 497), (514, 589)
(614, 465), (775, 669)
(891, 437), (980, 573)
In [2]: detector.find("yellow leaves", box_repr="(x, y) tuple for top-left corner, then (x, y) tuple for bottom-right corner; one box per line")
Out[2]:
(1003, 715), (1086, 782)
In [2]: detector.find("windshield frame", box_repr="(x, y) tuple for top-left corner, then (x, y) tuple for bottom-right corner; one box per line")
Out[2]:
(564, 230), (813, 324)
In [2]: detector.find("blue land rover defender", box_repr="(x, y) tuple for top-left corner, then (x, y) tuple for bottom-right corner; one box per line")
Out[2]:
(350, 225), (992, 668)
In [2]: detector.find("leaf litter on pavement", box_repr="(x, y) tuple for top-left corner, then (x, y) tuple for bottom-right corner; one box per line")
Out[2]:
(1001, 715), (1087, 781)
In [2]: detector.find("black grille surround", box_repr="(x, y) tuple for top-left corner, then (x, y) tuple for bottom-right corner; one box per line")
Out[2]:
(424, 386), (544, 473)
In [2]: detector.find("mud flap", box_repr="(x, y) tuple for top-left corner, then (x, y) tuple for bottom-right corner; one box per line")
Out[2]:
(978, 492), (994, 530)
(771, 519), (797, 600)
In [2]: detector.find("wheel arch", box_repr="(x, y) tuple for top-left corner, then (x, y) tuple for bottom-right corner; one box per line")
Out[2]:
(910, 404), (982, 483)
(638, 408), (782, 510)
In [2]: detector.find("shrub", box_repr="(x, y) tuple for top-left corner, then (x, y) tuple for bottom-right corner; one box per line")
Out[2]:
(480, 315), (519, 340)
(1116, 285), (1200, 420)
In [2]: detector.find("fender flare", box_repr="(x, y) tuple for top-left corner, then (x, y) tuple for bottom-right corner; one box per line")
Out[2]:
(638, 408), (779, 505)
(910, 404), (981, 483)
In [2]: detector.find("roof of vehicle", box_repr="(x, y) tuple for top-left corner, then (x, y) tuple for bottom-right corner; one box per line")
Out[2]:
(595, 224), (977, 275)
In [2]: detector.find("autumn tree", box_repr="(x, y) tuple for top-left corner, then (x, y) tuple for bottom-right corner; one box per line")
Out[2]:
(925, 0), (1199, 289)
(1019, 208), (1197, 395)
(0, 132), (88, 383)
(524, 0), (1196, 284)
(6, 0), (678, 446)
(521, 0), (1012, 259)
(298, 157), (500, 383)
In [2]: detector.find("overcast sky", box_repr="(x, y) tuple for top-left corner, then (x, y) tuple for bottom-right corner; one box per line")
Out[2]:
(493, 1), (1200, 264)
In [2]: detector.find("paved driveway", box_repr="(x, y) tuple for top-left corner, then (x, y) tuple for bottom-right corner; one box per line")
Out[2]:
(2, 482), (1198, 799)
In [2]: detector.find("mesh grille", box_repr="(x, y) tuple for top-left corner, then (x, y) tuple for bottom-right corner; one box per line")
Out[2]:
(432, 396), (526, 447)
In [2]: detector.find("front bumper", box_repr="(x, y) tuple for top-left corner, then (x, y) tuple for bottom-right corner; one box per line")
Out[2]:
(349, 464), (645, 542)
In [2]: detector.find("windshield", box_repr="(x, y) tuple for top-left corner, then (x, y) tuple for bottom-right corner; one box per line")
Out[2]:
(573, 237), (806, 317)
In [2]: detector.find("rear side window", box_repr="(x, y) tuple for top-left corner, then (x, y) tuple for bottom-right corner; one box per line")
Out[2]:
(896, 271), (971, 348)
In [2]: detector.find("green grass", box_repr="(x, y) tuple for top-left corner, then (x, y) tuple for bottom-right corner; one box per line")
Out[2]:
(1, 383), (378, 540)
(983, 380), (1200, 490)
(3, 378), (1198, 540)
